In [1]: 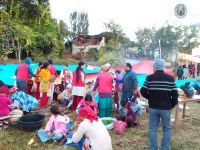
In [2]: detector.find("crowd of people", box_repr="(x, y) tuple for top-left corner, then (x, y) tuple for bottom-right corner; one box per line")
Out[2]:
(0, 58), (179, 150)
(177, 62), (200, 80)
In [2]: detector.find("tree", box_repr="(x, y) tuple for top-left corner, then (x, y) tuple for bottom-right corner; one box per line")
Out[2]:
(69, 11), (89, 38)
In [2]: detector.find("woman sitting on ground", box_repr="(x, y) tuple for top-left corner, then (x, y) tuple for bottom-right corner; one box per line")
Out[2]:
(60, 83), (73, 108)
(117, 97), (142, 127)
(38, 105), (70, 143)
(76, 93), (98, 115)
(72, 106), (112, 150)
(0, 85), (12, 129)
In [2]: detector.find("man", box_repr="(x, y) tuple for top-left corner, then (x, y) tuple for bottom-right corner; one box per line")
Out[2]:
(141, 59), (178, 150)
(188, 62), (193, 77)
(16, 58), (37, 93)
(177, 65), (183, 80)
(116, 63), (138, 101)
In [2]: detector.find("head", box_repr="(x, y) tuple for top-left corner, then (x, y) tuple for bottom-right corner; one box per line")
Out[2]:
(153, 59), (165, 72)
(24, 57), (32, 65)
(101, 63), (111, 72)
(78, 61), (85, 69)
(50, 105), (61, 115)
(85, 94), (93, 105)
(115, 70), (121, 75)
(64, 64), (69, 70)
(38, 62), (43, 68)
(66, 83), (73, 91)
(0, 85), (10, 96)
(120, 98), (129, 108)
(79, 106), (98, 122)
(48, 59), (53, 65)
(42, 62), (49, 69)
(124, 63), (132, 72)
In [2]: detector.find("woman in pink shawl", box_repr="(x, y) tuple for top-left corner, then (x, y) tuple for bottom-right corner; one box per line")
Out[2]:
(76, 94), (98, 115)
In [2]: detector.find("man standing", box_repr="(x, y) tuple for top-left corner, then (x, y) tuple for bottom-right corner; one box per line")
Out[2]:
(16, 57), (37, 93)
(116, 63), (138, 101)
(141, 59), (178, 150)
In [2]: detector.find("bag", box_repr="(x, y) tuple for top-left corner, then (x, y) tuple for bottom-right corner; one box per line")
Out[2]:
(180, 83), (194, 98)
(113, 120), (127, 135)
(30, 83), (37, 92)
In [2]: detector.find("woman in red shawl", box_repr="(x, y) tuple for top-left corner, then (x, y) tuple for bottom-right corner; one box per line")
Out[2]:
(72, 106), (112, 150)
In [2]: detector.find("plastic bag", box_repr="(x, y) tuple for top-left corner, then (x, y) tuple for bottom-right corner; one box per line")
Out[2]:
(113, 120), (127, 135)
(31, 83), (37, 92)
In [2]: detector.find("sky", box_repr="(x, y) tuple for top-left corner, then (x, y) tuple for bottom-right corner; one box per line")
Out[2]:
(49, 0), (200, 40)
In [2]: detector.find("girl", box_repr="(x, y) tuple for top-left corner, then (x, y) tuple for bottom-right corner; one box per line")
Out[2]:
(38, 105), (70, 143)
(0, 85), (12, 129)
(72, 106), (112, 150)
(34, 62), (43, 99)
(60, 64), (73, 90)
(72, 61), (86, 110)
(39, 62), (51, 108)
(76, 94), (98, 115)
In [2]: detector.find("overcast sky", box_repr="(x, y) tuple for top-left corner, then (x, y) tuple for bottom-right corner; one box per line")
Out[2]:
(49, 0), (200, 40)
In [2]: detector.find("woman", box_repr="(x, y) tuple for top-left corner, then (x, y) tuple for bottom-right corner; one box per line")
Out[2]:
(93, 63), (113, 118)
(39, 62), (51, 108)
(33, 62), (43, 99)
(72, 61), (86, 110)
(60, 64), (73, 89)
(38, 105), (70, 143)
(72, 106), (112, 150)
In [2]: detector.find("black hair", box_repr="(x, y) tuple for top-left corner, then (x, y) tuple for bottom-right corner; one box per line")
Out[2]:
(48, 59), (53, 65)
(115, 70), (121, 74)
(76, 61), (85, 83)
(0, 80), (4, 88)
(42, 62), (49, 69)
(126, 63), (132, 69)
(120, 98), (128, 107)
(38, 62), (43, 67)
(50, 105), (61, 115)
(85, 94), (92, 102)
(65, 64), (68, 67)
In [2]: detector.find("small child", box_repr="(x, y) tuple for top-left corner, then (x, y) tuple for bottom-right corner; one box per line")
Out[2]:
(76, 94), (98, 115)
(117, 97), (142, 127)
(38, 105), (70, 143)
(0, 85), (12, 129)
(60, 84), (73, 108)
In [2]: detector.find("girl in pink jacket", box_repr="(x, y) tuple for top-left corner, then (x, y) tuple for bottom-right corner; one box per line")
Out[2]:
(38, 105), (70, 143)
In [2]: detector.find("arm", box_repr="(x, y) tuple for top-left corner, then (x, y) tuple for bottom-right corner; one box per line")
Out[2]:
(72, 121), (87, 143)
(28, 66), (37, 77)
(45, 115), (54, 132)
(6, 97), (12, 105)
(93, 77), (99, 92)
(132, 73), (138, 91)
(60, 71), (64, 78)
(115, 77), (124, 83)
(170, 79), (179, 108)
(140, 77), (149, 99)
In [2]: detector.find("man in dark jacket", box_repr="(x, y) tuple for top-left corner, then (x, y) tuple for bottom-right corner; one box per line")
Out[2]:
(141, 59), (178, 150)
(177, 66), (183, 80)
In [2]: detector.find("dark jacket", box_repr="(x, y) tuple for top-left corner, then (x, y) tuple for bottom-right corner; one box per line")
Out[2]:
(141, 70), (178, 110)
(177, 66), (183, 76)
(122, 70), (138, 93)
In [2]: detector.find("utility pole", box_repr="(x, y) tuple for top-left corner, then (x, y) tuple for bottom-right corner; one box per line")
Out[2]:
(159, 40), (162, 59)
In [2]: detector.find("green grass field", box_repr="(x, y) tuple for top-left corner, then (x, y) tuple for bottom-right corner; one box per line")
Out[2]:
(0, 103), (200, 150)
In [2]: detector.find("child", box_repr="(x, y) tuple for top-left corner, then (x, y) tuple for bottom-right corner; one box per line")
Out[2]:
(76, 94), (98, 115)
(60, 84), (73, 108)
(38, 105), (70, 143)
(117, 97), (142, 127)
(0, 85), (12, 129)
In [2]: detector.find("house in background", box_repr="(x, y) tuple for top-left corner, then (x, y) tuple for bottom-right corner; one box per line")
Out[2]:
(72, 33), (105, 54)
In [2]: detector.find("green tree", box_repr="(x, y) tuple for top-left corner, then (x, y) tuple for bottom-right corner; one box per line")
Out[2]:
(69, 11), (89, 38)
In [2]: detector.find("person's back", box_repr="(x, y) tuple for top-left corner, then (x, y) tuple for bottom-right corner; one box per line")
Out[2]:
(177, 66), (183, 76)
(98, 72), (113, 93)
(122, 70), (137, 93)
(76, 119), (112, 150)
(16, 63), (29, 81)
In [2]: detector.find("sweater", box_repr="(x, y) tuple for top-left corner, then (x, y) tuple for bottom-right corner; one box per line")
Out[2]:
(141, 70), (178, 110)
(72, 119), (112, 150)
(0, 95), (12, 116)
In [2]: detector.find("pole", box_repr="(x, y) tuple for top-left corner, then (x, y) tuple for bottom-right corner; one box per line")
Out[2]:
(159, 40), (162, 59)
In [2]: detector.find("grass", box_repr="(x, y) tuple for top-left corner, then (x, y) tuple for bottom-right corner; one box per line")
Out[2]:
(0, 103), (200, 150)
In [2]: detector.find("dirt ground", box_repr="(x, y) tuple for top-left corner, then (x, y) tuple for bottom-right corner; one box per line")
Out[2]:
(0, 103), (200, 150)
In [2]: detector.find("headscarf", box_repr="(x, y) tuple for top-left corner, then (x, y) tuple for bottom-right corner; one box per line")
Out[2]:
(79, 106), (98, 123)
(0, 85), (9, 95)
(101, 63), (111, 72)
(24, 57), (32, 65)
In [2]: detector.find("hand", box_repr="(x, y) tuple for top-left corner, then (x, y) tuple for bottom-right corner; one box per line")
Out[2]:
(47, 132), (52, 138)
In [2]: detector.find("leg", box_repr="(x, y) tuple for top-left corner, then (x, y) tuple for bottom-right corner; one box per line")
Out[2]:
(72, 96), (77, 110)
(174, 104), (179, 131)
(105, 108), (112, 117)
(98, 109), (106, 118)
(38, 129), (50, 143)
(52, 133), (63, 141)
(182, 103), (186, 119)
(149, 108), (160, 150)
(160, 110), (171, 150)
